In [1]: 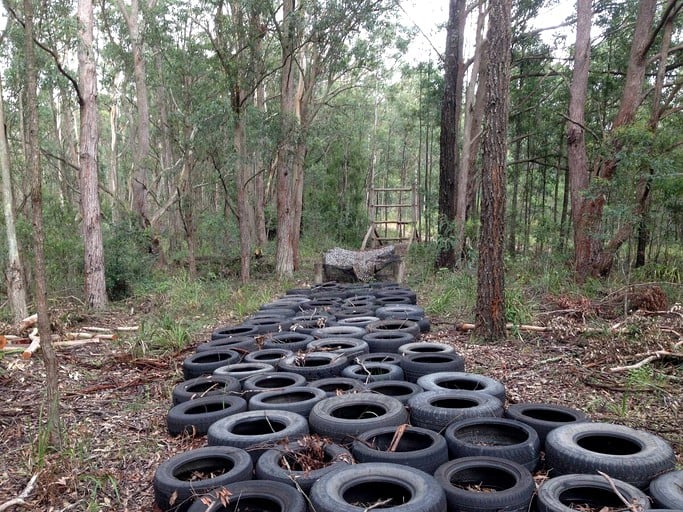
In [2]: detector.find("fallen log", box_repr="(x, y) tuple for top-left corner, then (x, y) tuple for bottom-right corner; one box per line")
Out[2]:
(0, 474), (38, 511)
(17, 313), (37, 331)
(609, 350), (683, 372)
(21, 328), (41, 359)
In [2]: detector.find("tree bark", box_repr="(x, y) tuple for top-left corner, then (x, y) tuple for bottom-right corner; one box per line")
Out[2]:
(0, 72), (28, 322)
(24, 0), (61, 446)
(474, 0), (512, 343)
(78, 0), (108, 309)
(436, 0), (466, 269)
(567, 0), (593, 281)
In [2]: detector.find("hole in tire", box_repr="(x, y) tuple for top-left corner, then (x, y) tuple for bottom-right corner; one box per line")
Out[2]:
(436, 378), (485, 391)
(558, 486), (627, 510)
(355, 366), (391, 376)
(456, 424), (529, 446)
(185, 382), (225, 394)
(252, 377), (298, 389)
(192, 352), (235, 364)
(410, 355), (453, 364)
(432, 398), (479, 409)
(331, 404), (387, 420)
(261, 391), (316, 404)
(294, 357), (332, 367)
(218, 496), (283, 511)
(520, 408), (576, 423)
(367, 431), (434, 452)
(186, 401), (235, 415)
(231, 418), (287, 435)
(316, 382), (355, 392)
(576, 434), (641, 455)
(448, 467), (516, 492)
(370, 384), (413, 397)
(343, 481), (413, 508)
(173, 456), (234, 481)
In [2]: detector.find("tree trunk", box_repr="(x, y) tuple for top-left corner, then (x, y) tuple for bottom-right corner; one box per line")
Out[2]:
(24, 0), (61, 446)
(275, 0), (299, 278)
(474, 0), (512, 343)
(436, 0), (466, 269)
(0, 73), (28, 322)
(78, 0), (108, 309)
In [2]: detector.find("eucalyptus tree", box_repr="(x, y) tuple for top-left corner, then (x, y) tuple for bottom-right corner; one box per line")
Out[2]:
(273, 0), (402, 277)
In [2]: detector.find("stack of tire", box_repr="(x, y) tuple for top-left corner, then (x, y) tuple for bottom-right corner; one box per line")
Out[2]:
(154, 281), (681, 512)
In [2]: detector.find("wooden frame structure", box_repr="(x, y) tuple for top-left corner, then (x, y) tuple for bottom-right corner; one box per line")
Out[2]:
(361, 182), (419, 250)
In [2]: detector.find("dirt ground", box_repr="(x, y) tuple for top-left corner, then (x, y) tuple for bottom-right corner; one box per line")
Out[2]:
(0, 298), (681, 511)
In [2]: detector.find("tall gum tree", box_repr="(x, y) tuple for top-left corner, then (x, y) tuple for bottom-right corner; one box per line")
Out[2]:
(475, 0), (512, 342)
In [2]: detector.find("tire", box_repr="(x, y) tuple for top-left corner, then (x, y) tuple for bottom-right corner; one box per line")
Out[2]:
(545, 422), (676, 489)
(434, 456), (535, 512)
(248, 386), (327, 418)
(212, 362), (275, 382)
(536, 473), (651, 512)
(355, 352), (403, 365)
(375, 305), (425, 318)
(504, 402), (588, 445)
(249, 307), (296, 319)
(400, 352), (465, 383)
(332, 307), (376, 320)
(365, 380), (423, 404)
(341, 362), (405, 383)
(290, 317), (337, 335)
(399, 342), (454, 355)
(307, 377), (366, 396)
(182, 349), (242, 380)
(362, 332), (416, 353)
(408, 390), (504, 432)
(306, 337), (370, 358)
(443, 417), (540, 472)
(195, 335), (257, 353)
(242, 348), (294, 366)
(153, 445), (253, 512)
(336, 316), (380, 328)
(311, 325), (367, 339)
(185, 479), (307, 512)
(649, 470), (683, 509)
(366, 319), (421, 340)
(242, 316), (292, 334)
(262, 331), (314, 352)
(241, 372), (307, 396)
(255, 439), (354, 492)
(211, 324), (259, 340)
(352, 425), (448, 474)
(172, 375), (241, 405)
(418, 372), (506, 403)
(375, 295), (415, 306)
(309, 462), (447, 512)
(278, 352), (349, 381)
(167, 395), (248, 437)
(207, 410), (310, 462)
(309, 393), (409, 444)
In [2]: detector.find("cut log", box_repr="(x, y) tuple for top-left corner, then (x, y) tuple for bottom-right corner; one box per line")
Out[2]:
(18, 313), (37, 331)
(21, 328), (40, 359)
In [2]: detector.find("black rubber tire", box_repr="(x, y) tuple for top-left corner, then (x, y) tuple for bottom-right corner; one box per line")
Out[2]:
(195, 335), (257, 353)
(306, 337), (370, 358)
(241, 372), (307, 396)
(408, 390), (504, 432)
(182, 349), (242, 380)
(249, 307), (296, 319)
(375, 304), (425, 318)
(362, 331), (416, 353)
(289, 317), (337, 335)
(261, 296), (311, 309)
(212, 362), (275, 382)
(374, 295), (414, 306)
(336, 316), (380, 328)
(352, 425), (448, 474)
(434, 456), (535, 512)
(366, 318), (421, 340)
(153, 445), (253, 512)
(398, 341), (454, 355)
(544, 422), (676, 489)
(355, 351), (403, 365)
(536, 473), (651, 512)
(185, 479), (307, 512)
(418, 372), (506, 403)
(242, 348), (294, 366)
(172, 375), (241, 405)
(400, 352), (465, 383)
(649, 470), (683, 509)
(248, 386), (327, 418)
(211, 324), (259, 340)
(278, 352), (349, 381)
(341, 362), (404, 383)
(504, 402), (589, 445)
(255, 439), (353, 492)
(309, 462), (447, 512)
(262, 331), (314, 352)
(443, 417), (541, 472)
(242, 316), (292, 334)
(309, 393), (409, 444)
(311, 325), (367, 339)
(307, 377), (366, 396)
(167, 395), (248, 437)
(207, 410), (310, 462)
(331, 307), (376, 320)
(365, 380), (423, 404)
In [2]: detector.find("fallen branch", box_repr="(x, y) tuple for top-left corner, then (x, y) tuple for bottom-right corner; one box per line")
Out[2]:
(388, 424), (408, 452)
(21, 328), (40, 360)
(609, 350), (683, 372)
(17, 313), (37, 331)
(0, 473), (38, 511)
(3, 336), (114, 356)
(457, 322), (549, 333)
(597, 471), (644, 512)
